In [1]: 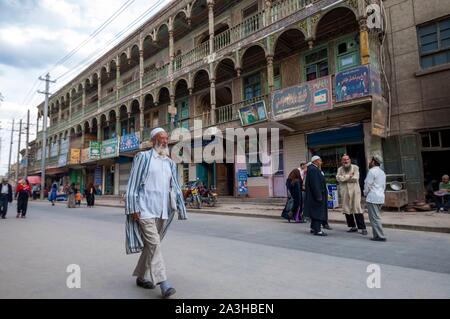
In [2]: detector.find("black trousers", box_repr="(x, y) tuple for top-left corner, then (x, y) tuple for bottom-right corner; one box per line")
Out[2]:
(345, 213), (367, 230)
(0, 196), (8, 217)
(311, 218), (323, 233)
(17, 196), (29, 216)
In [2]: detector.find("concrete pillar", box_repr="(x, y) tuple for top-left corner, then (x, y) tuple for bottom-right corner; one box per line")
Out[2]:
(114, 163), (120, 196)
(98, 74), (102, 107)
(116, 116), (121, 137)
(266, 55), (274, 93)
(139, 49), (144, 90)
(116, 57), (121, 100)
(139, 107), (145, 139)
(208, 0), (215, 55)
(210, 79), (216, 124)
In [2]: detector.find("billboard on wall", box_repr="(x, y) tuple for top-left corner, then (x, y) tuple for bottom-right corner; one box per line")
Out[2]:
(69, 149), (81, 165)
(101, 138), (119, 159)
(89, 141), (102, 160)
(335, 65), (383, 102)
(81, 148), (90, 163)
(238, 100), (268, 126)
(271, 76), (333, 121)
(120, 132), (140, 153)
(58, 153), (68, 167)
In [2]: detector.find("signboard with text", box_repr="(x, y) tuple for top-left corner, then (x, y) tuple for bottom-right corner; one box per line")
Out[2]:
(120, 132), (140, 153)
(89, 141), (102, 160)
(69, 149), (81, 165)
(237, 170), (248, 196)
(371, 96), (388, 138)
(101, 138), (119, 159)
(271, 76), (332, 120)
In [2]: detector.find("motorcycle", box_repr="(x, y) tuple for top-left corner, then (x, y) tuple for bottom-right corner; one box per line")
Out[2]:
(198, 184), (218, 207)
(183, 180), (202, 209)
(183, 180), (218, 208)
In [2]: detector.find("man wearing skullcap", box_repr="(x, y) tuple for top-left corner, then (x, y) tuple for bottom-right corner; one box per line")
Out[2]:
(364, 155), (387, 242)
(125, 128), (187, 297)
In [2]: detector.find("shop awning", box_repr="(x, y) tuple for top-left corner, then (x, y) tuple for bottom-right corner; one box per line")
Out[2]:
(27, 176), (41, 185)
(46, 167), (69, 175)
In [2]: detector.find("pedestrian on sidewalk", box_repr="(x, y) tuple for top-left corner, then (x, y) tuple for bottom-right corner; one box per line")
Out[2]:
(75, 189), (82, 207)
(67, 183), (76, 208)
(125, 127), (187, 298)
(49, 182), (58, 206)
(336, 155), (367, 235)
(0, 178), (13, 219)
(85, 183), (95, 208)
(434, 174), (450, 212)
(304, 156), (329, 236)
(15, 179), (31, 219)
(286, 167), (306, 223)
(364, 155), (387, 242)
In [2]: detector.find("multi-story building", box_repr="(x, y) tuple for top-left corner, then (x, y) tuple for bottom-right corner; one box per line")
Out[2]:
(29, 0), (428, 201)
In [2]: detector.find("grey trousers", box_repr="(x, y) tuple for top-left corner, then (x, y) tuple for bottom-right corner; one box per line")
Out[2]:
(367, 203), (386, 239)
(133, 218), (167, 285)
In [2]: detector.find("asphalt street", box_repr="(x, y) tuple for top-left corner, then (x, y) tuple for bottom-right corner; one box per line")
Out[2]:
(1, 201), (450, 299)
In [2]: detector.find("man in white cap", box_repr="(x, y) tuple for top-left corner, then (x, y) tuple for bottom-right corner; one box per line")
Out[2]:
(364, 155), (387, 242)
(304, 156), (329, 236)
(125, 127), (187, 298)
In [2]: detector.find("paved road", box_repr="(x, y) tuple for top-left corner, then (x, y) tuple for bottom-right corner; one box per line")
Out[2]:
(1, 201), (450, 299)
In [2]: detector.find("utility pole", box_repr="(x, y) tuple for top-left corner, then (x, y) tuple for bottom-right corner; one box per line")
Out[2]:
(25, 110), (30, 179)
(7, 119), (14, 180)
(38, 73), (56, 200)
(16, 119), (22, 183)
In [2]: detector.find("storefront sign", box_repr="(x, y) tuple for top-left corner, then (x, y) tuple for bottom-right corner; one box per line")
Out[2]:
(271, 76), (332, 120)
(371, 96), (388, 138)
(335, 65), (371, 102)
(120, 132), (140, 153)
(81, 148), (90, 163)
(89, 141), (102, 160)
(58, 153), (68, 167)
(237, 170), (248, 196)
(238, 100), (268, 126)
(69, 149), (81, 165)
(101, 138), (119, 159)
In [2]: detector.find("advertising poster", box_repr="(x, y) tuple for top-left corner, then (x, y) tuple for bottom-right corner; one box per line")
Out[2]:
(371, 96), (388, 138)
(239, 100), (268, 126)
(120, 132), (140, 153)
(271, 76), (332, 120)
(327, 184), (339, 209)
(89, 141), (102, 160)
(237, 170), (248, 196)
(101, 138), (119, 159)
(335, 65), (370, 102)
(69, 149), (81, 165)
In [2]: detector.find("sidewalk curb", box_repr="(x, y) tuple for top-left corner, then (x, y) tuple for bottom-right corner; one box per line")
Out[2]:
(35, 200), (450, 234)
(186, 209), (450, 234)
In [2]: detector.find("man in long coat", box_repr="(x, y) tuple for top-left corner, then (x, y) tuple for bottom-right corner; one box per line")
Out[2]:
(304, 156), (329, 236)
(125, 128), (187, 298)
(336, 155), (367, 235)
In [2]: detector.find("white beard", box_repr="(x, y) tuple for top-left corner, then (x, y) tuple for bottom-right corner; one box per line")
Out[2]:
(154, 144), (170, 157)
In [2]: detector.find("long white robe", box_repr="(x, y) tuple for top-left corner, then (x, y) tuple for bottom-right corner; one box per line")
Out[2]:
(336, 164), (363, 215)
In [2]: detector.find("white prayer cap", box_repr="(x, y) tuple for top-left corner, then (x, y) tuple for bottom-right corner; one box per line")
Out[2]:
(311, 156), (321, 162)
(150, 127), (166, 139)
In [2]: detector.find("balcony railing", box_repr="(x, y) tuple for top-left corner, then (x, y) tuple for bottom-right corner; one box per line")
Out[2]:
(101, 92), (116, 107)
(213, 0), (317, 53)
(119, 79), (140, 98)
(84, 102), (98, 116)
(72, 95), (82, 106)
(174, 41), (209, 72)
(215, 95), (268, 125)
(143, 64), (169, 86)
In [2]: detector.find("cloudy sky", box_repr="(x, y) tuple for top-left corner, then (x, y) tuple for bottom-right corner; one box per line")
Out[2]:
(0, 0), (171, 175)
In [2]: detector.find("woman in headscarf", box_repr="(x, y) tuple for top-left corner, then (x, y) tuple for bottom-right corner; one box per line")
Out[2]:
(67, 183), (76, 208)
(16, 179), (31, 218)
(85, 183), (95, 208)
(286, 168), (306, 223)
(49, 182), (58, 206)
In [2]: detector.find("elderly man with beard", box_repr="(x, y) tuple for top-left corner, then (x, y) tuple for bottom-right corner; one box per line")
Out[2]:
(336, 155), (367, 235)
(125, 128), (187, 298)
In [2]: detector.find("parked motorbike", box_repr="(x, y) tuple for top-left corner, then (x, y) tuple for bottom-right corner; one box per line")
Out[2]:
(183, 180), (218, 208)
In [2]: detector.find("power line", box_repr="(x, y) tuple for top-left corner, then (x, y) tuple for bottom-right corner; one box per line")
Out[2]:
(47, 0), (136, 74)
(54, 0), (166, 83)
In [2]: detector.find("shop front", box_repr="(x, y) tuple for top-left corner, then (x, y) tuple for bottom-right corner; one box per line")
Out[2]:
(101, 137), (119, 195)
(306, 124), (367, 187)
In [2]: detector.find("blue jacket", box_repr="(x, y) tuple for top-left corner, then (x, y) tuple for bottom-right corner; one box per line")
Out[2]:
(125, 149), (187, 254)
